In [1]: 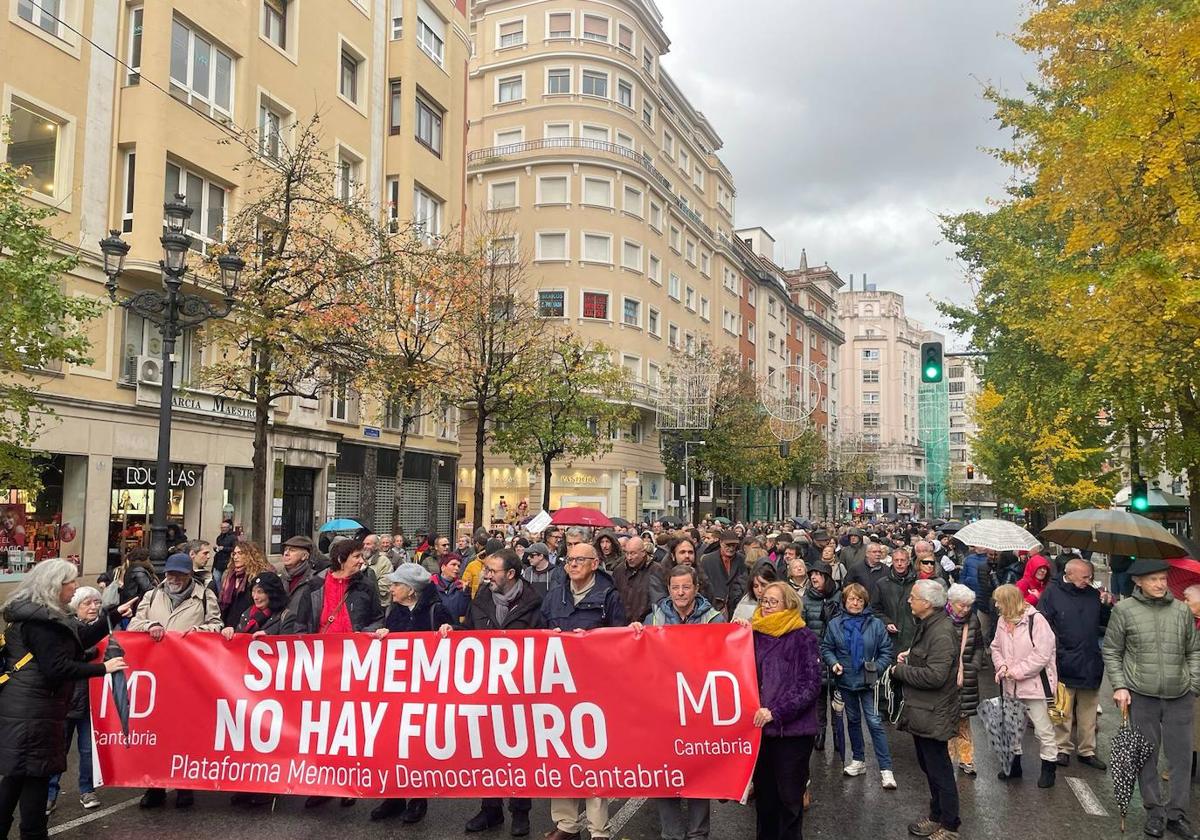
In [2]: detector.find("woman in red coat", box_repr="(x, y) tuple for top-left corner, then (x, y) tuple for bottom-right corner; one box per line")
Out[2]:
(1015, 553), (1052, 606)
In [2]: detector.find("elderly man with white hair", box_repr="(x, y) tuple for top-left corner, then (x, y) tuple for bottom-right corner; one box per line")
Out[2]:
(1036, 556), (1111, 771)
(891, 579), (962, 840)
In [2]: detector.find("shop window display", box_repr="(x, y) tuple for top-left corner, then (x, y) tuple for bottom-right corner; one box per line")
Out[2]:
(0, 455), (87, 579)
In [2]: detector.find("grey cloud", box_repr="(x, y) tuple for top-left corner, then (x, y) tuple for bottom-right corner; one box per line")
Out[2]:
(655, 0), (1037, 333)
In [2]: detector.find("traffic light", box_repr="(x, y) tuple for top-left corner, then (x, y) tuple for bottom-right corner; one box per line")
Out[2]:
(920, 341), (944, 383)
(1131, 475), (1150, 512)
(966, 464), (974, 480)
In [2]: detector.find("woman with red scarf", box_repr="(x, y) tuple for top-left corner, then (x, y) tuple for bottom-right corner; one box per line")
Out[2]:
(218, 541), (271, 627)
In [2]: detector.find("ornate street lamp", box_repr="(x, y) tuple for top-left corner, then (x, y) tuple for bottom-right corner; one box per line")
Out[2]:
(98, 197), (244, 565)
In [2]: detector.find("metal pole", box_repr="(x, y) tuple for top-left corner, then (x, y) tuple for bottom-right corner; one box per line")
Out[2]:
(684, 446), (691, 526)
(149, 287), (178, 566)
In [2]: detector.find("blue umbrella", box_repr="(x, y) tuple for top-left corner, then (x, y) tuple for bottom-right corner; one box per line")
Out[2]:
(319, 518), (363, 532)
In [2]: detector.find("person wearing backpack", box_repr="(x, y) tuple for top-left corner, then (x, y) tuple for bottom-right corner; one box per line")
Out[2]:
(115, 547), (157, 611)
(0, 560), (128, 840)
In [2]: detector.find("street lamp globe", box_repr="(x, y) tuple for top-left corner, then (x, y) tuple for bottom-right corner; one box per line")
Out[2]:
(163, 193), (192, 234)
(161, 231), (191, 275)
(216, 248), (246, 300)
(98, 229), (130, 298)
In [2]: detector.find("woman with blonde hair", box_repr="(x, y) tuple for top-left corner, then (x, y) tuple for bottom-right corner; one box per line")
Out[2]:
(218, 541), (273, 628)
(990, 583), (1059, 788)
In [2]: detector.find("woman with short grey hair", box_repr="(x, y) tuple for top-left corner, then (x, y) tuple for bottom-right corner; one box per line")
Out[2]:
(944, 584), (982, 777)
(0, 561), (128, 838)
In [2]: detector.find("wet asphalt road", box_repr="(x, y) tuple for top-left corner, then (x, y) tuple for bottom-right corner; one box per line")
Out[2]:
(30, 675), (1194, 840)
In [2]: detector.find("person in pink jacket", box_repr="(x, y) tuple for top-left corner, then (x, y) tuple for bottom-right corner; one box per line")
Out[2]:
(990, 583), (1059, 789)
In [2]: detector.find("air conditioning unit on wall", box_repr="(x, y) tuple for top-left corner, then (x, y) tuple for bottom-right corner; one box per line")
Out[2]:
(136, 355), (163, 386)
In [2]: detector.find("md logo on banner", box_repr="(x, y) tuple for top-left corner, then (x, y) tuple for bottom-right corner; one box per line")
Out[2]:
(676, 671), (741, 726)
(97, 671), (158, 720)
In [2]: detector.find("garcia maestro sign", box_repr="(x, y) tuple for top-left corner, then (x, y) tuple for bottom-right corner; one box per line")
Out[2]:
(136, 383), (264, 423)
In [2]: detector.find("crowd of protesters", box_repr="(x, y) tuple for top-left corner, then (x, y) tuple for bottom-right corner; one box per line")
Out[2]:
(3, 514), (1200, 840)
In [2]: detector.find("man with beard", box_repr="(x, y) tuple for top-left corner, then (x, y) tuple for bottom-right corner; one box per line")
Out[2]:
(279, 536), (318, 613)
(128, 553), (222, 808)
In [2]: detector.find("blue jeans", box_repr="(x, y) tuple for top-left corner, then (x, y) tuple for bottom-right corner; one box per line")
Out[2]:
(48, 716), (94, 799)
(843, 687), (892, 770)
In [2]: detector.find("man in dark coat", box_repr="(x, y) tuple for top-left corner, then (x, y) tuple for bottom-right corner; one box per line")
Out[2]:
(279, 535), (318, 613)
(698, 530), (747, 619)
(845, 542), (888, 601)
(456, 549), (542, 837)
(1038, 558), (1111, 770)
(802, 561), (841, 751)
(892, 579), (961, 840)
(875, 547), (920, 653)
(611, 536), (665, 624)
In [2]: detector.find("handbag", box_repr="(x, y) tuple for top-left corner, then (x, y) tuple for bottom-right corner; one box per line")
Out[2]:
(1048, 682), (1071, 726)
(0, 627), (33, 692)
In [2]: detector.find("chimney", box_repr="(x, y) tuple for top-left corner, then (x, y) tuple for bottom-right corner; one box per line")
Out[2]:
(849, 273), (854, 292)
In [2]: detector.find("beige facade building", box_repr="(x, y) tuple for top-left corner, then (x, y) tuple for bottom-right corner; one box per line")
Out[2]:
(947, 357), (997, 517)
(462, 0), (746, 522)
(837, 285), (942, 517)
(1, 0), (470, 579)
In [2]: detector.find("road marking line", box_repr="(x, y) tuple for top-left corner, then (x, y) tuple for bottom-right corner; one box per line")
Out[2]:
(49, 794), (142, 835)
(609, 796), (647, 834)
(1067, 776), (1109, 817)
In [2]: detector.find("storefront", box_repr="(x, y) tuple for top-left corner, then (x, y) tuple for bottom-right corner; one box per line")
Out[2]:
(108, 460), (206, 565)
(0, 454), (88, 580)
(329, 443), (458, 538)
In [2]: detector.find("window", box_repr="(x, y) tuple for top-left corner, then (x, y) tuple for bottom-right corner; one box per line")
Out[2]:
(615, 131), (634, 150)
(412, 185), (442, 238)
(537, 175), (568, 204)
(679, 148), (690, 173)
(642, 102), (654, 129)
(582, 233), (612, 263)
(5, 100), (68, 199)
(862, 413), (880, 429)
(339, 47), (361, 104)
(388, 79), (402, 134)
(648, 308), (660, 336)
(390, 0), (403, 39)
(545, 122), (571, 139)
(538, 290), (565, 317)
(862, 369), (880, 383)
(581, 124), (608, 142)
(669, 226), (680, 251)
(643, 46), (655, 75)
(259, 97), (287, 159)
(498, 19), (524, 48)
(685, 333), (695, 354)
(164, 161), (227, 251)
(767, 298), (776, 318)
(622, 297), (641, 327)
(547, 68), (571, 94)
(668, 273), (680, 300)
(693, 167), (705, 190)
(582, 291), (609, 319)
(126, 5), (144, 83)
(329, 370), (353, 422)
(950, 432), (966, 445)
(120, 149), (136, 232)
(494, 127), (523, 147)
(622, 185), (643, 216)
(863, 391), (880, 405)
(668, 323), (679, 348)
(685, 239), (696, 265)
(537, 232), (567, 260)
(170, 17), (235, 117)
(617, 23), (634, 52)
(649, 202), (662, 230)
(415, 91), (443, 154)
(747, 286), (756, 307)
(747, 323), (756, 343)
(489, 180), (516, 210)
(621, 240), (642, 271)
(497, 75), (523, 103)
(122, 311), (194, 387)
(335, 146), (361, 202)
(581, 70), (608, 98)
(950, 399), (965, 412)
(948, 381), (966, 394)
(263, 0), (286, 48)
(417, 0), (446, 65)
(722, 309), (737, 334)
(386, 175), (400, 232)
(700, 297), (710, 320)
(862, 348), (880, 361)
(582, 14), (608, 42)
(488, 236), (517, 265)
(648, 254), (661, 283)
(700, 251), (710, 275)
(547, 12), (571, 38)
(685, 286), (695, 310)
(723, 267), (737, 293)
(949, 365), (965, 379)
(582, 177), (611, 206)
(17, 0), (65, 39)
(663, 132), (674, 157)
(617, 78), (633, 108)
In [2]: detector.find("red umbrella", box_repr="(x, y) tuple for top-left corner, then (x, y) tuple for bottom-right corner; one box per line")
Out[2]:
(549, 507), (614, 528)
(1167, 556), (1200, 601)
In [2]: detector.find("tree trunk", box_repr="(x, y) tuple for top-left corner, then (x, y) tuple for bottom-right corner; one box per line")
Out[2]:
(392, 424), (410, 537)
(250, 349), (272, 553)
(542, 454), (554, 511)
(472, 408), (488, 532)
(1188, 463), (1200, 540)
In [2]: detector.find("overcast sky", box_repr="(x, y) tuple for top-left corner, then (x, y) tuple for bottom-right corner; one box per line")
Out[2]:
(654, 0), (1037, 336)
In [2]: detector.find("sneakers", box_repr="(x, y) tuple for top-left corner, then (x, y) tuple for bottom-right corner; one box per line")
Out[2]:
(958, 763), (977, 777)
(908, 818), (939, 837)
(930, 829), (960, 840)
(45, 797), (57, 816)
(79, 792), (101, 810)
(1167, 817), (1200, 840)
(881, 770), (897, 790)
(843, 760), (868, 777)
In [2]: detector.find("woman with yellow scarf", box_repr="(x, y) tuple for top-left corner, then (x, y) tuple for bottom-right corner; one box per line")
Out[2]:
(737, 581), (822, 839)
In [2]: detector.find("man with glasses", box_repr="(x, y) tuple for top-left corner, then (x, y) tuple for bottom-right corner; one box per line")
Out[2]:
(699, 530), (747, 620)
(1038, 558), (1110, 770)
(612, 536), (666, 624)
(540, 543), (624, 840)
(421, 533), (452, 575)
(846, 542), (889, 604)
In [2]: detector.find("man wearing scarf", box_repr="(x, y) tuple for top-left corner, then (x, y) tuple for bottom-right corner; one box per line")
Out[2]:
(280, 536), (317, 612)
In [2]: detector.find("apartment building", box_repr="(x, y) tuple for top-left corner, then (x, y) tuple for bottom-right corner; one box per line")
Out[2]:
(947, 357), (996, 517)
(837, 285), (942, 517)
(1, 0), (469, 575)
(462, 0), (744, 521)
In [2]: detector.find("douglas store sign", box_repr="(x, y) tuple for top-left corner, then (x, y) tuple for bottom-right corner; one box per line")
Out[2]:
(113, 464), (202, 489)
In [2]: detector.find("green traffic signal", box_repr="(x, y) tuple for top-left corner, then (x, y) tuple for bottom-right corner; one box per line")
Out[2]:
(920, 341), (943, 383)
(1131, 476), (1150, 512)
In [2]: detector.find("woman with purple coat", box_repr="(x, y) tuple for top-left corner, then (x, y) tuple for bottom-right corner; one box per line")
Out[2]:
(737, 580), (822, 840)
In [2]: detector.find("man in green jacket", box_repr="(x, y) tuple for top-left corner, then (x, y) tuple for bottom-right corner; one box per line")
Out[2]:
(1102, 557), (1200, 840)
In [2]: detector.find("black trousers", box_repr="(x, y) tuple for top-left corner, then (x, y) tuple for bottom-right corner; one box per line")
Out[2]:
(481, 797), (531, 815)
(0, 774), (52, 840)
(753, 735), (814, 840)
(912, 735), (960, 831)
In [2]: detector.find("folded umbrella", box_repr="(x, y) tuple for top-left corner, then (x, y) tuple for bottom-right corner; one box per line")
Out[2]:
(952, 519), (1042, 553)
(978, 689), (1026, 776)
(1110, 709), (1156, 832)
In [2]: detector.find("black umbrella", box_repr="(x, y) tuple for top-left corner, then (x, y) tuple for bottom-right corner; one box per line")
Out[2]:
(659, 515), (684, 527)
(1111, 709), (1156, 832)
(792, 518), (813, 530)
(103, 637), (132, 740)
(609, 516), (631, 528)
(829, 683), (846, 761)
(937, 520), (964, 534)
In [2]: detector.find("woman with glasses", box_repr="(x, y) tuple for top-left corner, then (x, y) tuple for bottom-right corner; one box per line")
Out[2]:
(735, 581), (820, 839)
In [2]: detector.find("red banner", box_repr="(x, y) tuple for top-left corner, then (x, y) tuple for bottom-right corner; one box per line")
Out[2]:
(91, 626), (760, 799)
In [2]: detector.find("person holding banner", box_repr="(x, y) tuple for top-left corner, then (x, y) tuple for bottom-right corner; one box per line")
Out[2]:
(542, 542), (625, 840)
(0, 559), (128, 840)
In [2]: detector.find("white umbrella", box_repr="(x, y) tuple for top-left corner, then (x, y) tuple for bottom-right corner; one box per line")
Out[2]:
(952, 519), (1042, 553)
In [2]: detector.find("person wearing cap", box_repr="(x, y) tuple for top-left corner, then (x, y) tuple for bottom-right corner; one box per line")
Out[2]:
(804, 529), (832, 567)
(280, 535), (318, 613)
(1102, 557), (1200, 840)
(370, 564), (436, 825)
(841, 529), (867, 570)
(521, 542), (556, 596)
(699, 530), (748, 620)
(611, 536), (666, 624)
(128, 551), (222, 809)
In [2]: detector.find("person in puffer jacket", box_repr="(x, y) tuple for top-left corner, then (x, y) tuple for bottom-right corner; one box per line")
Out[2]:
(944, 584), (983, 776)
